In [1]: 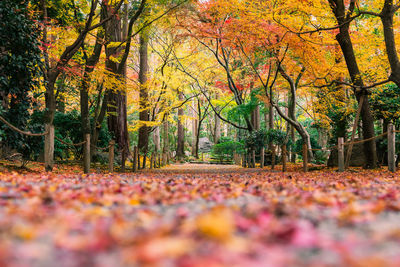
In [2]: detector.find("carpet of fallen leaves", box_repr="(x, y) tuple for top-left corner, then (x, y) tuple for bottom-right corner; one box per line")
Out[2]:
(1, 163), (400, 267)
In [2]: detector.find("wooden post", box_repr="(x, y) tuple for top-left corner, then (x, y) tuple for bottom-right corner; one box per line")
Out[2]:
(302, 143), (308, 172)
(44, 124), (55, 171)
(108, 140), (115, 173)
(133, 146), (138, 172)
(338, 137), (344, 172)
(242, 154), (246, 167)
(260, 147), (265, 168)
(252, 149), (256, 168)
(282, 144), (287, 172)
(83, 133), (91, 174)
(388, 123), (396, 172)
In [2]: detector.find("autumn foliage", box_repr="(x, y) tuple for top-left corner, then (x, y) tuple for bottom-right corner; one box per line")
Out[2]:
(1, 165), (400, 266)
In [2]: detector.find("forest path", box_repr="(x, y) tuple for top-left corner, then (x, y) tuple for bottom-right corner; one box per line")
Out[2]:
(142, 163), (281, 174)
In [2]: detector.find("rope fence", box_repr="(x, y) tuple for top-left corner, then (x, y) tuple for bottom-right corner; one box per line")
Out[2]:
(0, 115), (48, 137)
(90, 143), (113, 151)
(55, 136), (86, 147)
(241, 124), (397, 173)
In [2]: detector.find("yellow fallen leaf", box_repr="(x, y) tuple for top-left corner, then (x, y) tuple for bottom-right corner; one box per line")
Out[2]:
(196, 206), (235, 241)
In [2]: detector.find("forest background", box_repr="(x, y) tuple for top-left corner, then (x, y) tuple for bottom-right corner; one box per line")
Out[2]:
(2, 0), (400, 172)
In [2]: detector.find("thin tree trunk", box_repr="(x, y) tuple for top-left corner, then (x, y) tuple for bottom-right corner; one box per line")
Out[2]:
(192, 101), (198, 156)
(138, 32), (150, 167)
(331, 0), (377, 168)
(91, 91), (108, 159)
(104, 4), (130, 167)
(80, 29), (103, 173)
(214, 112), (221, 143)
(162, 116), (169, 165)
(176, 91), (185, 159)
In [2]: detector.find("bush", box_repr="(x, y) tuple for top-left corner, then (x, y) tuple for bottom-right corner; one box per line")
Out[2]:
(244, 129), (288, 152)
(26, 110), (111, 161)
(211, 139), (244, 162)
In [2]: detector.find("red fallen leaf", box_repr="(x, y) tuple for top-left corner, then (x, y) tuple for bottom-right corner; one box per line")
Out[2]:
(290, 221), (318, 248)
(176, 207), (189, 217)
(235, 214), (253, 231)
(256, 211), (272, 228)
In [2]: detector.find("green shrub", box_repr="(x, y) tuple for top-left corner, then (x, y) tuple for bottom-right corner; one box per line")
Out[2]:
(211, 139), (244, 162)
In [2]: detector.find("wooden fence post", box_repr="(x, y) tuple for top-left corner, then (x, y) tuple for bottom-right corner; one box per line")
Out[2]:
(83, 133), (91, 174)
(44, 124), (55, 171)
(338, 137), (344, 172)
(260, 147), (265, 168)
(108, 140), (115, 173)
(282, 144), (287, 172)
(302, 143), (308, 172)
(388, 123), (396, 172)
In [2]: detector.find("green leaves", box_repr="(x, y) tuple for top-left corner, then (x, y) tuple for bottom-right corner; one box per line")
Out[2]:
(0, 0), (42, 158)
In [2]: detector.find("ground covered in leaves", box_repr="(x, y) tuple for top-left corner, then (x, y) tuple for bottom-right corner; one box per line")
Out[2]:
(1, 163), (400, 267)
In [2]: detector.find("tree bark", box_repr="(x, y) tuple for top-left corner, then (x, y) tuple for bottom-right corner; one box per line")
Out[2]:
(191, 101), (198, 156)
(162, 116), (169, 165)
(80, 28), (103, 173)
(330, 0), (377, 168)
(214, 112), (221, 144)
(381, 1), (400, 87)
(138, 32), (150, 167)
(176, 91), (185, 159)
(103, 3), (130, 167)
(251, 105), (260, 131)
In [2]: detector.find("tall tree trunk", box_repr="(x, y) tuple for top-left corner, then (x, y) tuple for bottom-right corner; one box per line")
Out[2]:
(331, 0), (377, 168)
(276, 66), (314, 161)
(91, 90), (108, 159)
(191, 101), (198, 156)
(56, 74), (66, 113)
(176, 91), (185, 159)
(138, 32), (150, 168)
(214, 112), (221, 144)
(288, 84), (296, 162)
(153, 126), (160, 152)
(80, 29), (103, 173)
(104, 4), (130, 168)
(162, 116), (169, 164)
(381, 1), (400, 87)
(251, 105), (260, 131)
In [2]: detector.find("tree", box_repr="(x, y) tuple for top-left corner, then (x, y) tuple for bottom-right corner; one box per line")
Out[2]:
(103, 0), (146, 171)
(0, 0), (42, 158)
(40, 0), (124, 171)
(138, 31), (150, 167)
